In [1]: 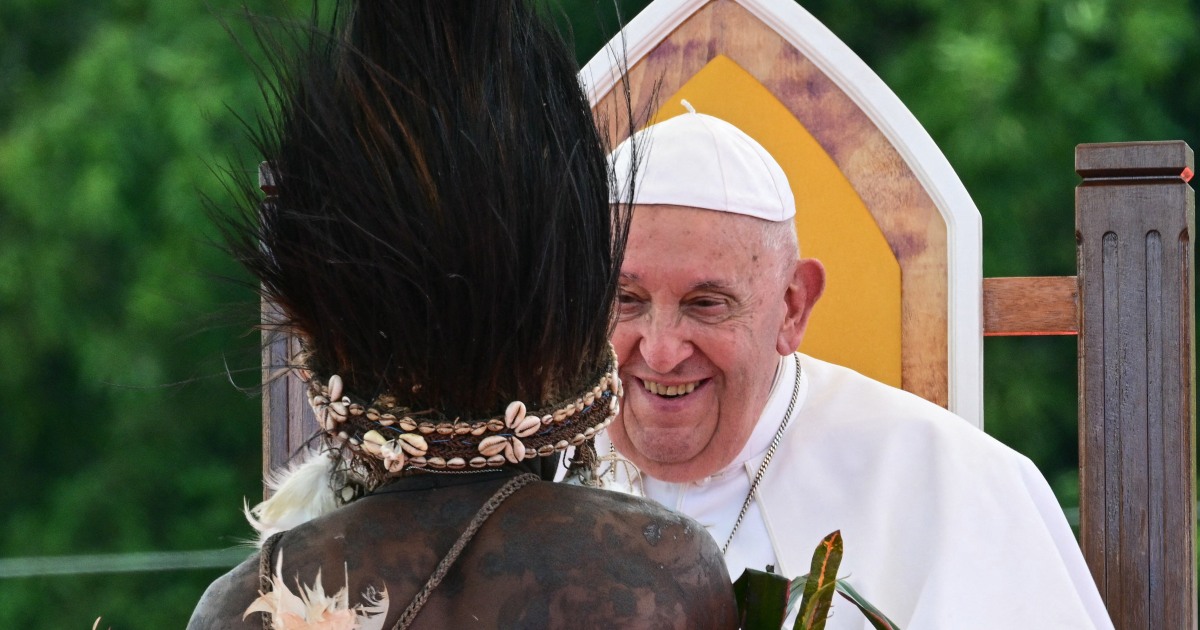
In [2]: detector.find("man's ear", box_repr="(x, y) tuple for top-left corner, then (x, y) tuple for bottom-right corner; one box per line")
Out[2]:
(777, 258), (826, 355)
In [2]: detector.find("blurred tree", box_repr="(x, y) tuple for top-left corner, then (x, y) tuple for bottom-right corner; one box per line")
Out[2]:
(0, 0), (1195, 627)
(0, 0), (299, 626)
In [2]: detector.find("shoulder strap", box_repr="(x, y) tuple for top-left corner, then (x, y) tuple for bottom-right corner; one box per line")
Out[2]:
(393, 472), (539, 630)
(257, 530), (286, 630)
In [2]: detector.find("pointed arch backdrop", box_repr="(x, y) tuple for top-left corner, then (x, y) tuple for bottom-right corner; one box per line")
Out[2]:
(581, 0), (984, 427)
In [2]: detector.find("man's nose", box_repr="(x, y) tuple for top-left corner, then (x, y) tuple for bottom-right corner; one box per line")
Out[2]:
(638, 315), (693, 373)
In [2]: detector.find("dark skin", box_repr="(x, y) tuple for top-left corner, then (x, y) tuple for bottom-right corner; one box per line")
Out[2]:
(188, 473), (737, 629)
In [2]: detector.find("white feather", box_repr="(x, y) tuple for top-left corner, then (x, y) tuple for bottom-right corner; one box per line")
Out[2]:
(245, 450), (341, 546)
(243, 552), (391, 629)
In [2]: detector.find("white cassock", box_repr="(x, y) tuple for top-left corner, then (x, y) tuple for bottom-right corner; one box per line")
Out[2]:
(565, 353), (1114, 630)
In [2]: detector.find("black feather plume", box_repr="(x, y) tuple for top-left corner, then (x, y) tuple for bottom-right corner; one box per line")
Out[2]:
(221, 0), (631, 420)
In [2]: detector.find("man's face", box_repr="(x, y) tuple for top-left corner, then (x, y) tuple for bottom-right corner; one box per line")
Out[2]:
(609, 204), (819, 483)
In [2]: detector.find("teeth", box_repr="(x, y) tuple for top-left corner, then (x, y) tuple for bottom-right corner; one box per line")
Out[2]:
(643, 379), (699, 397)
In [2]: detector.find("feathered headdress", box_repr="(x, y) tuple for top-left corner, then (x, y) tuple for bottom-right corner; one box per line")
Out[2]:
(221, 0), (639, 537)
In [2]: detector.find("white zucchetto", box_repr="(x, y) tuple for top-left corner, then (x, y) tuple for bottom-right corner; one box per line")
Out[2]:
(608, 101), (795, 221)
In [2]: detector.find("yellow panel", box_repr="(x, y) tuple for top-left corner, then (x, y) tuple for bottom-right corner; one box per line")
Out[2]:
(652, 55), (902, 387)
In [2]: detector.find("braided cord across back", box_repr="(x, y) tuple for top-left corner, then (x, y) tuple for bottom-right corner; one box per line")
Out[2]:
(393, 473), (540, 630)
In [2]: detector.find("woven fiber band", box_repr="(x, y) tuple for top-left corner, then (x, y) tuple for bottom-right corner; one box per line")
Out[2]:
(305, 345), (622, 474)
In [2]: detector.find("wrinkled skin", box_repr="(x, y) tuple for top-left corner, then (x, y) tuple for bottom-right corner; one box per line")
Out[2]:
(188, 477), (736, 629)
(611, 204), (825, 482)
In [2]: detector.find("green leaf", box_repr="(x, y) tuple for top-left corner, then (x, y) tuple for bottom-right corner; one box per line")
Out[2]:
(786, 576), (905, 630)
(732, 566), (791, 630)
(833, 579), (903, 630)
(793, 531), (843, 630)
(796, 581), (838, 630)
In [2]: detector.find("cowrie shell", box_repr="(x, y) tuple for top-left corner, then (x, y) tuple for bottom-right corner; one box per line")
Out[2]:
(553, 409), (568, 422)
(396, 433), (428, 456)
(537, 445), (555, 457)
(583, 426), (596, 438)
(541, 414), (553, 426)
(349, 403), (365, 416)
(479, 435), (508, 457)
(504, 401), (527, 429)
(366, 408), (381, 421)
(327, 375), (343, 401)
(329, 401), (348, 421)
(454, 422), (471, 435)
(487, 454), (506, 466)
(314, 407), (332, 430)
(362, 430), (388, 445)
(397, 417), (415, 431)
(446, 457), (466, 470)
(470, 423), (488, 436)
(383, 453), (406, 473)
(311, 395), (330, 407)
(583, 392), (595, 406)
(408, 456), (427, 467)
(513, 416), (541, 438)
(555, 440), (568, 450)
(361, 441), (383, 456)
(427, 456), (446, 468)
(486, 419), (505, 432)
(436, 424), (454, 435)
(569, 433), (586, 446)
(417, 422), (435, 434)
(469, 457), (488, 468)
(503, 439), (526, 463)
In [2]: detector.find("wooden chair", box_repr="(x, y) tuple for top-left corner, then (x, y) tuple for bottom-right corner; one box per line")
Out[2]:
(261, 1), (1196, 627)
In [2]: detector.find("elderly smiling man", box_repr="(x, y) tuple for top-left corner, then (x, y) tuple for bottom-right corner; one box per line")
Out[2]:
(573, 108), (1114, 629)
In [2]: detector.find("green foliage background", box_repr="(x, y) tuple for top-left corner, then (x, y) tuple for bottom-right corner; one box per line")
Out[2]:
(0, 0), (1195, 627)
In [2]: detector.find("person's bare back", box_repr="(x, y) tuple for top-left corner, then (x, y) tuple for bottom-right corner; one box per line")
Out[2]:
(189, 474), (735, 629)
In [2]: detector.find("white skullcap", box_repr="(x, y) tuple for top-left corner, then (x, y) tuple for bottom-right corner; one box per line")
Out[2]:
(609, 102), (795, 221)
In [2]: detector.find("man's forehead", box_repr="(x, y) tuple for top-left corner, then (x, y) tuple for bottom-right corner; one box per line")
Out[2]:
(620, 246), (752, 296)
(622, 205), (784, 291)
(620, 270), (736, 291)
(628, 204), (776, 247)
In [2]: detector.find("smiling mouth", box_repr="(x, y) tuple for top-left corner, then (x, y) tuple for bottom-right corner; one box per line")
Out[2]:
(641, 378), (701, 398)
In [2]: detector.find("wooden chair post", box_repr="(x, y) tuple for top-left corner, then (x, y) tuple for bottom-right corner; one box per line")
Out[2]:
(260, 305), (316, 492)
(259, 162), (318, 496)
(1076, 141), (1196, 630)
